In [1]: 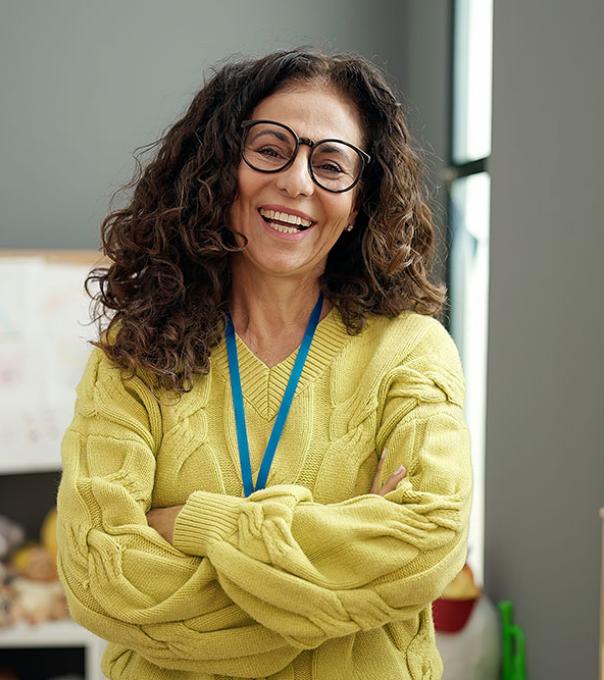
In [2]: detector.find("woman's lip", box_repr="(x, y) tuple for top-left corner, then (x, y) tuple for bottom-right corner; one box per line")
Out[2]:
(257, 210), (315, 241)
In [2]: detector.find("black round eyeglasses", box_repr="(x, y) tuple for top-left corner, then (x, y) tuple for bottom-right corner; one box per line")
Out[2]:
(240, 119), (371, 193)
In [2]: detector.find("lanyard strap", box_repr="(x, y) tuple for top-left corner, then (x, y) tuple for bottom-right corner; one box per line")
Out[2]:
(225, 292), (324, 497)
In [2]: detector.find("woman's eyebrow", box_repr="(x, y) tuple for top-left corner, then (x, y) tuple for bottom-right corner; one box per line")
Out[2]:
(253, 128), (353, 150)
(316, 143), (348, 155)
(251, 129), (290, 143)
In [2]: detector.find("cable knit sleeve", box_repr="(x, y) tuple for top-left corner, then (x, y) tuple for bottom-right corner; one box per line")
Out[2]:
(55, 347), (301, 677)
(172, 317), (474, 650)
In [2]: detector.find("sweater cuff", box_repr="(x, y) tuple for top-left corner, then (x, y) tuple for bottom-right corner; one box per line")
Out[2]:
(172, 490), (243, 556)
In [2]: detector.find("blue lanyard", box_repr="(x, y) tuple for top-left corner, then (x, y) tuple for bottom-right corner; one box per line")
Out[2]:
(225, 292), (324, 497)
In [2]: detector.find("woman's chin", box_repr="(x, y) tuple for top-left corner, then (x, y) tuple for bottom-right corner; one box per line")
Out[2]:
(238, 246), (314, 277)
(258, 257), (309, 276)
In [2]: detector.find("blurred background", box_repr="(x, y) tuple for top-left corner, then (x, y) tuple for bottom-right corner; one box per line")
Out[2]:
(0, 1), (602, 679)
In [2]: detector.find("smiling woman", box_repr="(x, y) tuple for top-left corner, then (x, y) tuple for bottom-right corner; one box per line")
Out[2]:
(227, 83), (365, 298)
(56, 46), (472, 680)
(81, 46), (446, 392)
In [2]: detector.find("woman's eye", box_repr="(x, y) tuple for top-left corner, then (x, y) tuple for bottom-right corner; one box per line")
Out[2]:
(319, 163), (343, 174)
(258, 147), (285, 158)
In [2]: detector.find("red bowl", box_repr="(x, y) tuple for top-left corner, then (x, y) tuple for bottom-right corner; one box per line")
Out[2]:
(432, 597), (478, 633)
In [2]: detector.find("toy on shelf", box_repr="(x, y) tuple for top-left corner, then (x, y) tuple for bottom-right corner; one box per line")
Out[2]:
(0, 515), (23, 628)
(0, 562), (13, 628)
(0, 516), (24, 562)
(433, 562), (500, 680)
(0, 507), (69, 627)
(498, 600), (526, 680)
(9, 576), (67, 626)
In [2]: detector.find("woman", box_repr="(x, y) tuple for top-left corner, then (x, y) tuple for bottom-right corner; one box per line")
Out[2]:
(56, 47), (473, 680)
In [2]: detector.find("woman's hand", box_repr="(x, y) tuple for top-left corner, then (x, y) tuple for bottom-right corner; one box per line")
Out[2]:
(146, 504), (185, 545)
(145, 454), (405, 544)
(369, 448), (407, 495)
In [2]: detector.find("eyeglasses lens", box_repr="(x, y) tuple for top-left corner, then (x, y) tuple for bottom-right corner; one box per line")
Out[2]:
(242, 122), (362, 192)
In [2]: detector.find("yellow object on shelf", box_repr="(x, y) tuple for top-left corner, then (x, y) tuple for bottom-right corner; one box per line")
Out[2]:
(41, 508), (57, 563)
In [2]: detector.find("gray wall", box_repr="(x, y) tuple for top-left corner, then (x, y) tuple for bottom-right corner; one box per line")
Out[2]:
(0, 0), (448, 257)
(485, 1), (604, 678)
(387, 3), (452, 290)
(0, 0), (382, 247)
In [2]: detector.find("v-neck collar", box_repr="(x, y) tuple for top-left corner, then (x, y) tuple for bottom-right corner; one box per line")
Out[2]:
(212, 304), (348, 420)
(233, 304), (336, 371)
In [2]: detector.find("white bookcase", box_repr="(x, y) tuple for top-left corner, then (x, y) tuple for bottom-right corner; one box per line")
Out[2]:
(0, 250), (110, 680)
(0, 619), (107, 680)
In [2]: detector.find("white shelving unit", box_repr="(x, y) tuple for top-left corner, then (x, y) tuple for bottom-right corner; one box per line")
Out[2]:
(0, 619), (107, 680)
(0, 250), (110, 680)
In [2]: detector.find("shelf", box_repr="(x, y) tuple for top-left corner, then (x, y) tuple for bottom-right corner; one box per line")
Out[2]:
(0, 251), (111, 679)
(0, 461), (62, 475)
(0, 618), (98, 648)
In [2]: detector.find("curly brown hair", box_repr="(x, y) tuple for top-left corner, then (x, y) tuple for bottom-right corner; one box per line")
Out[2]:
(86, 46), (447, 395)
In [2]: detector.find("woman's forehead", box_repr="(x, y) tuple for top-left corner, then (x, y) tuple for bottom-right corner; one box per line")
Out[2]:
(250, 86), (363, 145)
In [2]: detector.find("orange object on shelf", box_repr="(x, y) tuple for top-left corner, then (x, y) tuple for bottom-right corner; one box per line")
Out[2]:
(432, 562), (481, 633)
(433, 596), (478, 633)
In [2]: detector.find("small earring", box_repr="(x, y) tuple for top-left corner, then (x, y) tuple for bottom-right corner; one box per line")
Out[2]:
(346, 224), (354, 232)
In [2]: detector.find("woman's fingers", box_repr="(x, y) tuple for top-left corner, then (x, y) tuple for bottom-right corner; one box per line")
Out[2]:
(369, 448), (407, 496)
(377, 465), (407, 495)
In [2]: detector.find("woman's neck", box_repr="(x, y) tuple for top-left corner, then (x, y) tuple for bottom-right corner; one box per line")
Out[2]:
(227, 257), (331, 346)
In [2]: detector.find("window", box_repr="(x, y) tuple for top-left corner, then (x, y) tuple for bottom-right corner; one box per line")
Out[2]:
(447, 0), (493, 586)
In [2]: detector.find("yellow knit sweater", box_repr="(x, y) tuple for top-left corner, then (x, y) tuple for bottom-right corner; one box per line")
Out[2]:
(56, 306), (473, 680)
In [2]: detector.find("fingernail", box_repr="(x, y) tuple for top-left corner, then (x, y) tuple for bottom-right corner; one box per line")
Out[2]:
(395, 465), (406, 475)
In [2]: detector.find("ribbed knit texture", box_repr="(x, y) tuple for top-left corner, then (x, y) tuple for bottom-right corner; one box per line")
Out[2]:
(56, 307), (473, 680)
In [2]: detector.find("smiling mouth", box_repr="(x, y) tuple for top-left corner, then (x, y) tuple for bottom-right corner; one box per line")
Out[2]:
(257, 209), (315, 231)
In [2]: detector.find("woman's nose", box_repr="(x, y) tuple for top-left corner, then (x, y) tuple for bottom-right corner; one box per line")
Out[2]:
(274, 148), (315, 197)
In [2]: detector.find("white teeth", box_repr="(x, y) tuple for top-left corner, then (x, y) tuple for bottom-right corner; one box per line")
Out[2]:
(266, 221), (300, 234)
(259, 208), (313, 227)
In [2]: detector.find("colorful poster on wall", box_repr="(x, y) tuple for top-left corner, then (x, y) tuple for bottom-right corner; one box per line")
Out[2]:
(0, 256), (100, 473)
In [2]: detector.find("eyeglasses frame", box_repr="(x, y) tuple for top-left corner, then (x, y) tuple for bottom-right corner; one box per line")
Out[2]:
(239, 119), (371, 194)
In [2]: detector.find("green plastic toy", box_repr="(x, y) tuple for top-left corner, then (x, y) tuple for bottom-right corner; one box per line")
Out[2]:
(498, 600), (526, 680)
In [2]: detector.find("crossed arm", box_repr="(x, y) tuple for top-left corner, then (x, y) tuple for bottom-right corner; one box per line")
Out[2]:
(145, 451), (407, 543)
